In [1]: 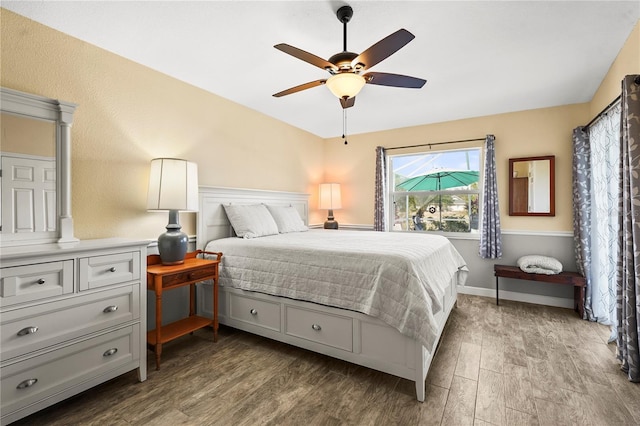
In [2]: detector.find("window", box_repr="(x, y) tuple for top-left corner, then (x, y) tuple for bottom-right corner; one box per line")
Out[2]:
(390, 148), (482, 233)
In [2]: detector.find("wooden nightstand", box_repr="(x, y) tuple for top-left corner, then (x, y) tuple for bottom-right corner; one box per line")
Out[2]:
(147, 250), (222, 370)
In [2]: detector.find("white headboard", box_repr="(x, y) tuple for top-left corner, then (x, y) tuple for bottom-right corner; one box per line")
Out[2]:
(197, 186), (310, 250)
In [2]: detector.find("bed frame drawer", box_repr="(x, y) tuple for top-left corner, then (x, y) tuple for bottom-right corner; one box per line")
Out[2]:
(229, 293), (281, 332)
(285, 306), (353, 352)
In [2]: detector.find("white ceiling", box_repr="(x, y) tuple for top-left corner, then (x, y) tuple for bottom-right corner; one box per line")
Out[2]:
(3, 1), (639, 138)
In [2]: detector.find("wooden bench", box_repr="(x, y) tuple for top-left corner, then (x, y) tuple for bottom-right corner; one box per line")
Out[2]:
(494, 264), (586, 317)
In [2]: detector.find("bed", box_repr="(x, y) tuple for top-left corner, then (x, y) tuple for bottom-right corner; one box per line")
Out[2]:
(195, 186), (467, 401)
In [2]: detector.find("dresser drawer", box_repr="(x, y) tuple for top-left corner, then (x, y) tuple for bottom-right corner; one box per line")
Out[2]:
(0, 260), (73, 308)
(79, 252), (140, 290)
(285, 306), (353, 352)
(229, 293), (281, 332)
(1, 325), (139, 418)
(1, 285), (137, 362)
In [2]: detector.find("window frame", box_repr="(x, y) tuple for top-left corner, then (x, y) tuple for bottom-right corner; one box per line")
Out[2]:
(387, 146), (484, 239)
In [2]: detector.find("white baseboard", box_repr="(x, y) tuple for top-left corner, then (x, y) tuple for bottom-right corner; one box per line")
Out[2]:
(458, 285), (574, 310)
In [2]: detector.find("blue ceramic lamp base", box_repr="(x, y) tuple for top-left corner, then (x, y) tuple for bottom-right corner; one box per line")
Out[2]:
(157, 210), (188, 265)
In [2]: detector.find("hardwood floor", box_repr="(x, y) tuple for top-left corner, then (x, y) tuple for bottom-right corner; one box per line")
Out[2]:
(11, 294), (640, 425)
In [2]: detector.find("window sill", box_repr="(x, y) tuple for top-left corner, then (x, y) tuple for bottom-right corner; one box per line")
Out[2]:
(390, 229), (481, 240)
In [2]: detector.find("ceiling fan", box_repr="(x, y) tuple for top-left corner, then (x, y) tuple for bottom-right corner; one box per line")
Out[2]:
(272, 5), (427, 109)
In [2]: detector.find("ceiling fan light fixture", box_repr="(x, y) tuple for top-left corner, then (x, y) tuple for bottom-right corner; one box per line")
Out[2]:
(326, 73), (366, 99)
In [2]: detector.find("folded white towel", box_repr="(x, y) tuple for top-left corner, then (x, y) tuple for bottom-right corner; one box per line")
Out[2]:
(517, 255), (563, 275)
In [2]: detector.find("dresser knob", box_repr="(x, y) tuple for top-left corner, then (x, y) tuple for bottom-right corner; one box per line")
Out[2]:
(250, 309), (258, 315)
(37, 278), (46, 285)
(17, 326), (38, 336)
(103, 348), (118, 357)
(16, 378), (38, 389)
(109, 267), (116, 272)
(311, 324), (322, 331)
(103, 305), (118, 313)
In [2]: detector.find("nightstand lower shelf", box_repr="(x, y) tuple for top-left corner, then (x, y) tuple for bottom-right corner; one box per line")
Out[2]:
(147, 315), (212, 345)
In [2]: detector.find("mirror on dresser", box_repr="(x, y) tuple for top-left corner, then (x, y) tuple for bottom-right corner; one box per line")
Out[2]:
(508, 155), (555, 216)
(0, 87), (77, 246)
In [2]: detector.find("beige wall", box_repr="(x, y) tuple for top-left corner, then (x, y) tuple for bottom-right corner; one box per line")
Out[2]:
(1, 10), (324, 240)
(323, 103), (589, 232)
(2, 9), (638, 239)
(591, 20), (640, 116)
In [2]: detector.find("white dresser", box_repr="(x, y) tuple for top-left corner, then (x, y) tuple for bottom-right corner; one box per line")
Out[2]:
(0, 239), (148, 425)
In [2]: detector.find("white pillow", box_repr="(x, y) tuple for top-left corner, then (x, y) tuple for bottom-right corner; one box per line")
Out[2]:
(222, 204), (279, 239)
(266, 205), (308, 233)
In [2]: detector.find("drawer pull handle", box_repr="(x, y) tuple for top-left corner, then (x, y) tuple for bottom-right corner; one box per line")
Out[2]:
(250, 308), (258, 315)
(109, 267), (117, 273)
(37, 278), (46, 285)
(103, 305), (118, 313)
(17, 326), (38, 336)
(16, 378), (38, 389)
(311, 324), (322, 331)
(103, 348), (118, 357)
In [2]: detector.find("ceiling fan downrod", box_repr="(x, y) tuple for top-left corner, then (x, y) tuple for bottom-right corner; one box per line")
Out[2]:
(336, 6), (353, 52)
(328, 6), (359, 71)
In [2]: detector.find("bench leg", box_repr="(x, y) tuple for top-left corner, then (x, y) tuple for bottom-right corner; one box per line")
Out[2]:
(496, 276), (499, 305)
(574, 285), (585, 318)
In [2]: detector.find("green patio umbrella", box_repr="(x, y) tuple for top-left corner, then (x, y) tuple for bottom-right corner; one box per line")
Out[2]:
(395, 170), (479, 191)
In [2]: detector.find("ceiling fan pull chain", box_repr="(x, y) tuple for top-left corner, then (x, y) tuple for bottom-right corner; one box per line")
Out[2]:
(343, 109), (348, 145)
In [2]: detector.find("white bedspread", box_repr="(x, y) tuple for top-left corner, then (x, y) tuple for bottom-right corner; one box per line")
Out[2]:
(204, 230), (467, 349)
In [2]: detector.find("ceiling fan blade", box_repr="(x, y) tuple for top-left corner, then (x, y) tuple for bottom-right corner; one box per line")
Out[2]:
(273, 79), (326, 97)
(364, 72), (426, 88)
(351, 29), (415, 71)
(340, 97), (356, 109)
(274, 44), (338, 72)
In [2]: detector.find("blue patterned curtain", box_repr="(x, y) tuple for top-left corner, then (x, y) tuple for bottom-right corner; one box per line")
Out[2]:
(572, 127), (592, 320)
(374, 146), (387, 231)
(616, 75), (640, 382)
(479, 135), (502, 258)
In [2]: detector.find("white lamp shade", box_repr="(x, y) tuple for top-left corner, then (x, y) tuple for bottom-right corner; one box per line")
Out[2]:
(147, 158), (199, 211)
(319, 183), (342, 210)
(325, 73), (366, 99)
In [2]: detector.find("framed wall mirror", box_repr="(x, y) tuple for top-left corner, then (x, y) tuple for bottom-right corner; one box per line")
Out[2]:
(509, 155), (555, 216)
(1, 87), (77, 246)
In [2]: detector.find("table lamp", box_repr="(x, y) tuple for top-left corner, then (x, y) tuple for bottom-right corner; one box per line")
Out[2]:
(319, 183), (342, 229)
(147, 158), (198, 265)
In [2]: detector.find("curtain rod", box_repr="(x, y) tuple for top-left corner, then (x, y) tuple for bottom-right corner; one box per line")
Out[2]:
(585, 95), (621, 129)
(385, 137), (486, 151)
(585, 75), (640, 129)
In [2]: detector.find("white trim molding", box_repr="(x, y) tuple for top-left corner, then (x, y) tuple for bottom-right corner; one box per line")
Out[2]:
(501, 229), (573, 237)
(458, 284), (574, 310)
(311, 224), (573, 239)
